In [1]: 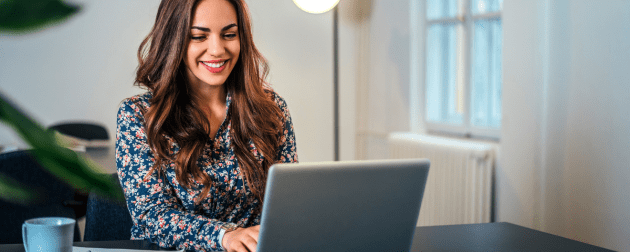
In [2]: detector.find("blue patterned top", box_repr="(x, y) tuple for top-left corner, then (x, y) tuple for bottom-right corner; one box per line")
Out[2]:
(115, 90), (298, 251)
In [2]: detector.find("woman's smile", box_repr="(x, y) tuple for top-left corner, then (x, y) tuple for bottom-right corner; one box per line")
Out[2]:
(201, 60), (228, 73)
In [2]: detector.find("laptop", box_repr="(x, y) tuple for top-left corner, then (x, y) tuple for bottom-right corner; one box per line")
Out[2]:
(257, 158), (430, 252)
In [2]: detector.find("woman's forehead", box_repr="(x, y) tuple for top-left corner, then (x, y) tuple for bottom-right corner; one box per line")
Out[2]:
(191, 0), (238, 27)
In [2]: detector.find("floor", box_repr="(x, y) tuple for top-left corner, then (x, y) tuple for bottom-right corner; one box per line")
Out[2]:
(78, 217), (86, 241)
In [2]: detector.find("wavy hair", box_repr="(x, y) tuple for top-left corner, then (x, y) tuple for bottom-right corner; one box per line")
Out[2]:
(135, 0), (284, 205)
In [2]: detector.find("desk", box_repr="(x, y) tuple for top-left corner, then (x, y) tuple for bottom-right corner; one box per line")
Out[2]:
(410, 222), (612, 251)
(2, 222), (613, 251)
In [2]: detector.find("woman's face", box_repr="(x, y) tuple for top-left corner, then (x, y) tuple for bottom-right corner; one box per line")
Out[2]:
(184, 0), (240, 89)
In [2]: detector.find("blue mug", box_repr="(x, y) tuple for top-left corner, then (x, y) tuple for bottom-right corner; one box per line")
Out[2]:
(22, 217), (75, 252)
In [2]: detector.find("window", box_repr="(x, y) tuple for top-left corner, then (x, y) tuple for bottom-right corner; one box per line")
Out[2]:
(424, 0), (502, 139)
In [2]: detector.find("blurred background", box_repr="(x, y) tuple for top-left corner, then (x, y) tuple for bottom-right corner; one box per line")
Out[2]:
(1, 0), (629, 251)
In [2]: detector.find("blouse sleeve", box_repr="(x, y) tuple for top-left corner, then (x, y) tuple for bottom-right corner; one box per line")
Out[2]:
(115, 99), (236, 251)
(274, 94), (298, 163)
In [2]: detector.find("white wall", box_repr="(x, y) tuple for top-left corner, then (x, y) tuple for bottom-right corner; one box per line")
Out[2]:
(0, 0), (346, 163)
(499, 0), (548, 232)
(500, 1), (630, 250)
(562, 1), (630, 249)
(352, 0), (411, 160)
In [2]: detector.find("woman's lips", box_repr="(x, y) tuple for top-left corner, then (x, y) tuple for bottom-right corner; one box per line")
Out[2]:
(201, 60), (227, 73)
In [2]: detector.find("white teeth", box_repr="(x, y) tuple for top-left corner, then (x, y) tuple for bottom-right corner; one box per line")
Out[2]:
(202, 61), (226, 68)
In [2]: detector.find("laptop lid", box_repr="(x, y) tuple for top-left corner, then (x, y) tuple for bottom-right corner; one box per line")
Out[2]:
(257, 159), (430, 252)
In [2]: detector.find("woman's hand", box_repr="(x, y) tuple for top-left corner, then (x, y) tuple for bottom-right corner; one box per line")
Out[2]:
(222, 225), (260, 252)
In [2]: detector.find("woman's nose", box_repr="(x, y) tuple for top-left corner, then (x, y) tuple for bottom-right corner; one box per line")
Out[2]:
(208, 35), (225, 57)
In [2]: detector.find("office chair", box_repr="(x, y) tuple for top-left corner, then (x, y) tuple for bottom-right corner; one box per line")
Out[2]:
(0, 150), (82, 244)
(48, 122), (109, 143)
(83, 173), (133, 241)
(47, 121), (111, 218)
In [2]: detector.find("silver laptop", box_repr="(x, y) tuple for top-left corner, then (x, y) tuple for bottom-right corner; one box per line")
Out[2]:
(257, 158), (430, 252)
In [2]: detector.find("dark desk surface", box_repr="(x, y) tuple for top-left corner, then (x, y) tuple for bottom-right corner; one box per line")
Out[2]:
(2, 222), (613, 252)
(410, 222), (613, 252)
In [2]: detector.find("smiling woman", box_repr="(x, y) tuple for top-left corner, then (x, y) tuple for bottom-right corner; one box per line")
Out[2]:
(116, 0), (298, 251)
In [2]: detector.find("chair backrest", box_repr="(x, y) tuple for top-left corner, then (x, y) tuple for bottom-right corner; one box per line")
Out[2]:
(48, 122), (109, 141)
(0, 150), (81, 244)
(83, 173), (133, 241)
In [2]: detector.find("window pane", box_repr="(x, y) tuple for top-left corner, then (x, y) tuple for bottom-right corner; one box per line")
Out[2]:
(427, 0), (459, 19)
(471, 19), (502, 128)
(426, 24), (463, 125)
(471, 0), (503, 14)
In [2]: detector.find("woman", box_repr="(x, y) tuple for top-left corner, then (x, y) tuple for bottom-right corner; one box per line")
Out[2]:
(115, 0), (298, 251)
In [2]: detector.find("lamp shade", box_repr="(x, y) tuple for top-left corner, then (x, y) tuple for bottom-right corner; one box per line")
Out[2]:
(293, 0), (340, 14)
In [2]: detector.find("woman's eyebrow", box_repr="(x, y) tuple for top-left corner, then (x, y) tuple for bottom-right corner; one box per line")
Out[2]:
(221, 23), (237, 31)
(191, 26), (210, 32)
(191, 23), (237, 32)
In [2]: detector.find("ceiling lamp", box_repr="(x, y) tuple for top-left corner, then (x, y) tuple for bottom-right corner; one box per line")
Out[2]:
(292, 0), (340, 14)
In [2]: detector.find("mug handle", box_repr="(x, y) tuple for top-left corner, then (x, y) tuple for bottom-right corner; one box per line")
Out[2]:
(22, 223), (28, 252)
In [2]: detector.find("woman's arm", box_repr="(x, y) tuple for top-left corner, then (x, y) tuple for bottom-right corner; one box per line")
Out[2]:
(116, 98), (236, 251)
(273, 93), (298, 163)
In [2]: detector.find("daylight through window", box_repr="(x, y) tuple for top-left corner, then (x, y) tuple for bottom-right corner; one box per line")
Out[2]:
(425, 0), (502, 138)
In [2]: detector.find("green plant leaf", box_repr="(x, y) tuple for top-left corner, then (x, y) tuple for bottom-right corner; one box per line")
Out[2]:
(0, 92), (123, 204)
(0, 172), (36, 205)
(0, 0), (80, 33)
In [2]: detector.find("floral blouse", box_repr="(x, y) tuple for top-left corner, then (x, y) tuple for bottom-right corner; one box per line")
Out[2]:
(115, 90), (298, 251)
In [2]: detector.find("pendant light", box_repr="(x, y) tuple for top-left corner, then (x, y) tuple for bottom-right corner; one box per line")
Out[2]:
(292, 0), (340, 14)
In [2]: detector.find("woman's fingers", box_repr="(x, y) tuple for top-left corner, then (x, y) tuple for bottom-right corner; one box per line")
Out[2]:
(230, 242), (247, 252)
(225, 225), (261, 252)
(230, 239), (256, 252)
(249, 225), (260, 242)
(242, 225), (259, 251)
(241, 235), (258, 252)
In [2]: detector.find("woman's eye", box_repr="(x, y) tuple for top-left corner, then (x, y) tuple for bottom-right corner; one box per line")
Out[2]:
(191, 36), (205, 40)
(224, 33), (237, 39)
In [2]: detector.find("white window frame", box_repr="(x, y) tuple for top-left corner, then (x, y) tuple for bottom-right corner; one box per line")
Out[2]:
(411, 0), (502, 140)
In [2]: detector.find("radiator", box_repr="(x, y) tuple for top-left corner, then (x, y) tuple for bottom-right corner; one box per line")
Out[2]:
(388, 133), (496, 226)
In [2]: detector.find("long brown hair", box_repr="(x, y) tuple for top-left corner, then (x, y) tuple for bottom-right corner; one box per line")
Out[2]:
(135, 0), (284, 205)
